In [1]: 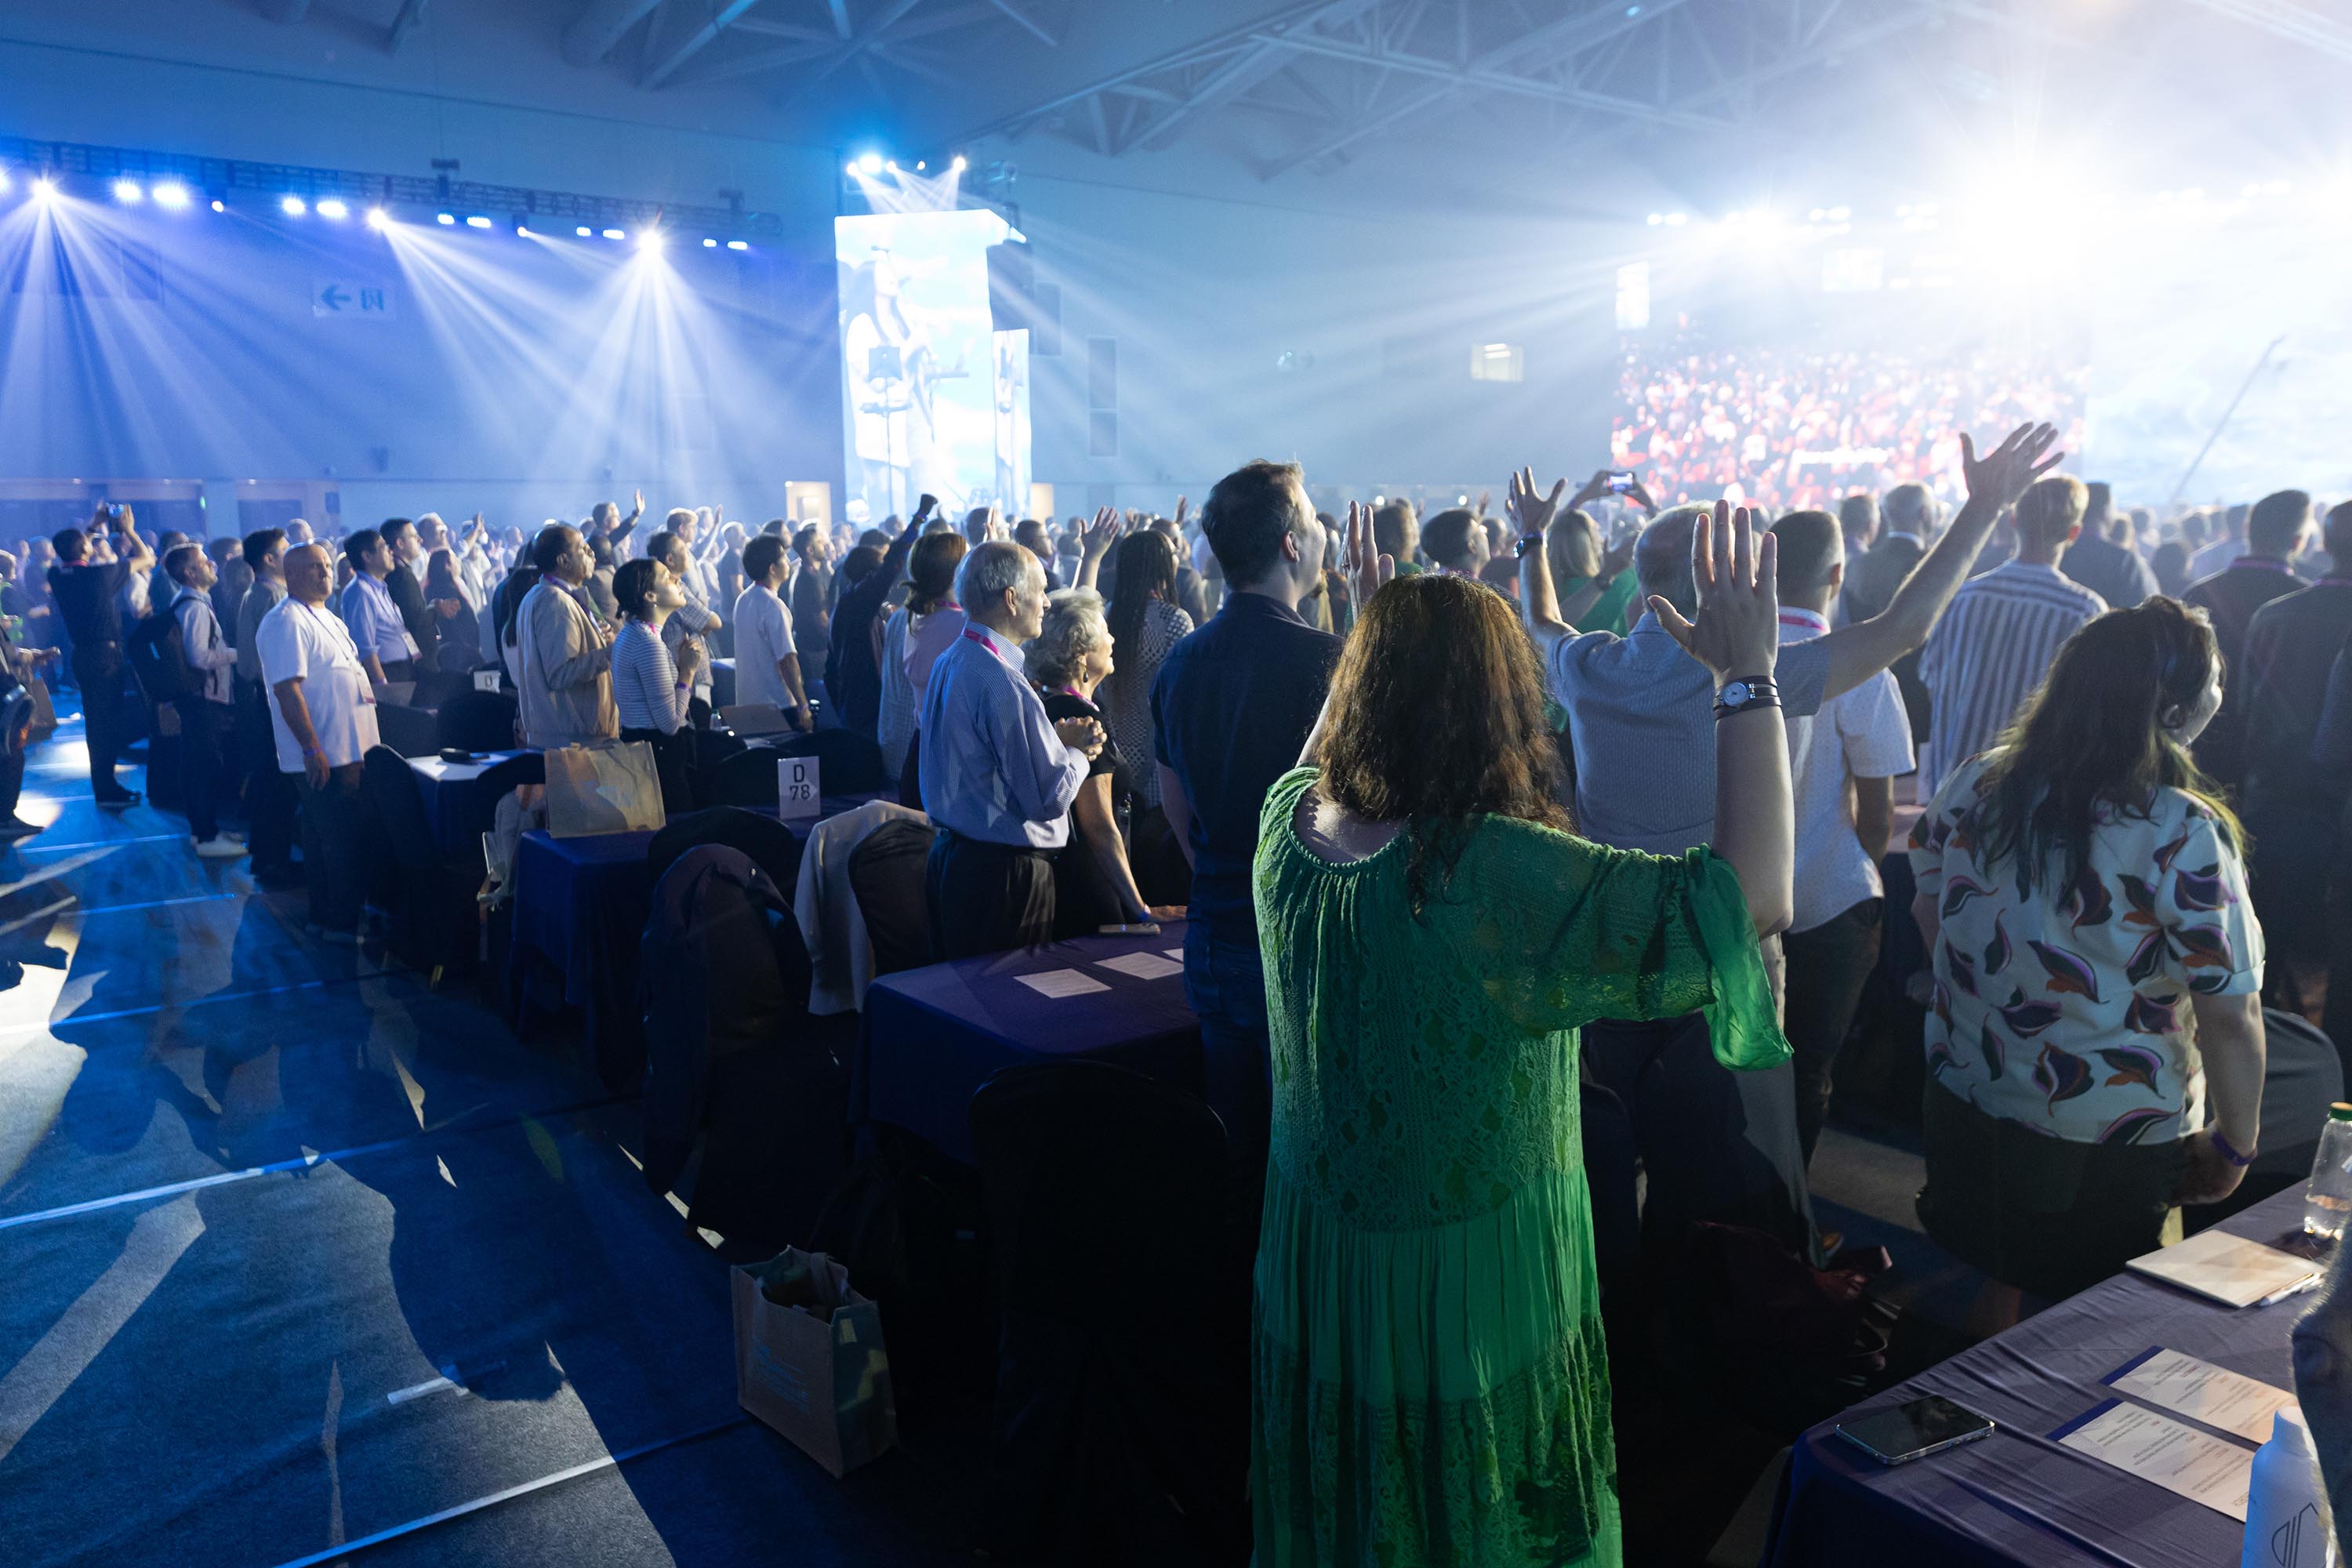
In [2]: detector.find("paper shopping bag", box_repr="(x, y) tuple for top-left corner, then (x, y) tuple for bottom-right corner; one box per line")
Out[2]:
(543, 740), (666, 838)
(731, 1250), (898, 1477)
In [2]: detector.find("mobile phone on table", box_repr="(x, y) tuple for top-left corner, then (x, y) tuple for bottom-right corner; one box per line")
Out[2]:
(1606, 470), (1637, 494)
(1098, 922), (1160, 936)
(1833, 1396), (1995, 1466)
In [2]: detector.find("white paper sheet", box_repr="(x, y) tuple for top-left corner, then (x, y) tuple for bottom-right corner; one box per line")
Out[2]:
(2126, 1229), (2321, 1308)
(1015, 969), (1110, 999)
(1163, 948), (1185, 961)
(2054, 1400), (2254, 1520)
(1096, 953), (1183, 982)
(2106, 1347), (2300, 1444)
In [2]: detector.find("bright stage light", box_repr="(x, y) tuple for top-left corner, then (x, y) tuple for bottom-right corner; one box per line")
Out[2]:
(916, 161), (927, 172)
(575, 225), (593, 237)
(951, 155), (967, 173)
(316, 198), (349, 220)
(885, 161), (899, 175)
(366, 206), (390, 229)
(857, 151), (884, 176)
(702, 237), (717, 248)
(112, 179), (143, 204)
(464, 215), (492, 228)
(436, 212), (456, 225)
(727, 240), (748, 252)
(0, 170), (10, 194)
(637, 229), (666, 252)
(1662, 211), (1687, 227)
(1647, 212), (1664, 225)
(281, 195), (307, 216)
(152, 181), (191, 209)
(210, 198), (225, 212)
(603, 227), (626, 241)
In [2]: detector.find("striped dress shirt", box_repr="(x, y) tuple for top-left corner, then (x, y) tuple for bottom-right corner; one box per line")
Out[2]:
(1917, 560), (2105, 796)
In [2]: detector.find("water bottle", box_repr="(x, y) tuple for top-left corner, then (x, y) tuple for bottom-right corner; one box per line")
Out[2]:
(2243, 1406), (2336, 1568)
(2303, 1103), (2352, 1240)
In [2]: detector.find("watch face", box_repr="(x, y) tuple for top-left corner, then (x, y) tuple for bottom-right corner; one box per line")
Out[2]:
(1720, 681), (1751, 706)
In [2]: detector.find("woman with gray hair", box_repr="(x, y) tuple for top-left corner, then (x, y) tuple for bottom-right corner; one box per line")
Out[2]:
(1029, 587), (1184, 936)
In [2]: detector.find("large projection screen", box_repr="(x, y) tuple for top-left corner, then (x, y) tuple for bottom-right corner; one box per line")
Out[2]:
(837, 209), (1029, 526)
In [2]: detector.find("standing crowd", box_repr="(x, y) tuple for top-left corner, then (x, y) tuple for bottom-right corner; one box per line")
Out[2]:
(11, 425), (2347, 1565)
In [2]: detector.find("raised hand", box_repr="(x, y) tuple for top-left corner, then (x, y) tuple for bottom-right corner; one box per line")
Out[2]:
(985, 504), (1008, 543)
(1961, 423), (2065, 512)
(1506, 466), (1569, 539)
(1649, 499), (1779, 684)
(1174, 495), (1189, 529)
(1080, 506), (1120, 562)
(1341, 500), (1395, 608)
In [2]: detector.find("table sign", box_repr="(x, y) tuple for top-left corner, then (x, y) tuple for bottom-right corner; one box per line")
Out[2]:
(2050, 1400), (2253, 1520)
(2103, 1347), (2299, 1444)
(1096, 952), (1182, 981)
(473, 669), (503, 693)
(779, 757), (822, 821)
(1014, 969), (1110, 999)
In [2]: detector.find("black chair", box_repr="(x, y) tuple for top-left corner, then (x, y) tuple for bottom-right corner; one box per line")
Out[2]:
(359, 745), (483, 983)
(648, 806), (807, 901)
(967, 1061), (1247, 1566)
(776, 727), (886, 796)
(375, 701), (439, 759)
(641, 845), (847, 1250)
(435, 688), (519, 754)
(846, 817), (935, 978)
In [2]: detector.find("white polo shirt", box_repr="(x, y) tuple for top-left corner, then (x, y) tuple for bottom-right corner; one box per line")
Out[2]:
(731, 581), (799, 710)
(255, 597), (381, 772)
(1780, 606), (1915, 932)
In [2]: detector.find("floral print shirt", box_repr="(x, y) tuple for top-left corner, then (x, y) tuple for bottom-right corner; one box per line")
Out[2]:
(1908, 753), (2264, 1145)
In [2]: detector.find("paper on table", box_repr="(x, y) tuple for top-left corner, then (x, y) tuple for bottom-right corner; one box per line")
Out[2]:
(1015, 969), (1110, 999)
(2053, 1400), (2253, 1521)
(2105, 1347), (2300, 1444)
(2126, 1229), (2321, 1308)
(1163, 948), (1184, 961)
(1096, 952), (1183, 982)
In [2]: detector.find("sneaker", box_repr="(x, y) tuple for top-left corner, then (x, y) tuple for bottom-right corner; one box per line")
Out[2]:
(194, 835), (249, 859)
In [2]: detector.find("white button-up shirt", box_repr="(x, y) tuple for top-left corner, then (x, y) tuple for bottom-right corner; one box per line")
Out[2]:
(1779, 606), (1915, 932)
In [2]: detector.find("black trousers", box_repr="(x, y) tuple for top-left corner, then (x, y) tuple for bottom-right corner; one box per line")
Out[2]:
(173, 695), (230, 841)
(1581, 1009), (1820, 1266)
(1780, 897), (1884, 1165)
(296, 764), (370, 932)
(71, 644), (129, 797)
(619, 726), (696, 818)
(237, 679), (297, 872)
(925, 828), (1055, 962)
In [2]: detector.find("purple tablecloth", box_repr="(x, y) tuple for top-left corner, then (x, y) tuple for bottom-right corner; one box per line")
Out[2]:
(1766, 1185), (2313, 1568)
(856, 920), (1203, 1165)
(408, 750), (532, 858)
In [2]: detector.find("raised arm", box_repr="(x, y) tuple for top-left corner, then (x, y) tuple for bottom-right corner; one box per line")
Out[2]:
(1511, 470), (1606, 654)
(1073, 507), (1120, 592)
(1649, 501), (1793, 935)
(1813, 423), (2063, 699)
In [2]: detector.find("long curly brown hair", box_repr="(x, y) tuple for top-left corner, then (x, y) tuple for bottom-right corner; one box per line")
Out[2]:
(1316, 573), (1571, 914)
(1972, 596), (2244, 896)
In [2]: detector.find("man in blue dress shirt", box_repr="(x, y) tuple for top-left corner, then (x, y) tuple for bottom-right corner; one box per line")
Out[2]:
(918, 540), (1105, 960)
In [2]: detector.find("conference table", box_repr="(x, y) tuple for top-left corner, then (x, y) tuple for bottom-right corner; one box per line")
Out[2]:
(507, 792), (879, 1088)
(855, 920), (1204, 1166)
(1766, 1185), (2318, 1567)
(407, 749), (532, 858)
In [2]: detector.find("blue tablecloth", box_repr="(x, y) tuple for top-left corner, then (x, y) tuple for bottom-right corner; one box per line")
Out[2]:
(855, 920), (1203, 1165)
(509, 793), (878, 1087)
(408, 750), (532, 858)
(1767, 1185), (2313, 1568)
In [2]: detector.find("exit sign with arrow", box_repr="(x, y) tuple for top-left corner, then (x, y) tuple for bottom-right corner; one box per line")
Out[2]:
(312, 279), (397, 319)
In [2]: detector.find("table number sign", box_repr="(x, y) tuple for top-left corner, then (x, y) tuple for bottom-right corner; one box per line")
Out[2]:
(473, 670), (503, 694)
(778, 757), (822, 821)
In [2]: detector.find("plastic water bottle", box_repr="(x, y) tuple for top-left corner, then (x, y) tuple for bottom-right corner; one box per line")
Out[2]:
(2304, 1103), (2352, 1240)
(2243, 1407), (2335, 1568)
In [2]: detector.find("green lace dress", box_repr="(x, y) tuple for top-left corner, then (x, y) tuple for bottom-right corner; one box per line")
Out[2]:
(1250, 767), (1788, 1567)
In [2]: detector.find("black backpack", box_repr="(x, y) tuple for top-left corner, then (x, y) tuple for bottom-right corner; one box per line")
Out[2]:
(127, 610), (188, 702)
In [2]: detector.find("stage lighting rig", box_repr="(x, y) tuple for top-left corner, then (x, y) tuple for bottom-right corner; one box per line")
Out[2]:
(111, 179), (143, 203)
(316, 198), (349, 220)
(281, 195), (307, 216)
(152, 181), (191, 209)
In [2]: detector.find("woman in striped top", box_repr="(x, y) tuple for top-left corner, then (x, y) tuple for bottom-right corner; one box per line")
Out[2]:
(612, 557), (702, 813)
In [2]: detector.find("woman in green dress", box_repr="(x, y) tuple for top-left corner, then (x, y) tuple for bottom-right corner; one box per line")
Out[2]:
(1251, 502), (1796, 1566)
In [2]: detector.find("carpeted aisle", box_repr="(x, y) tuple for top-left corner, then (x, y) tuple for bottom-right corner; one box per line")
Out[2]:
(0, 700), (981, 1567)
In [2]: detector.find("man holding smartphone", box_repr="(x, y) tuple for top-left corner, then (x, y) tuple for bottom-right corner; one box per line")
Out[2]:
(49, 503), (152, 808)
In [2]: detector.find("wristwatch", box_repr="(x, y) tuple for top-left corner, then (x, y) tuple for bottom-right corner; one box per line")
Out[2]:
(1714, 677), (1780, 718)
(1512, 533), (1545, 560)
